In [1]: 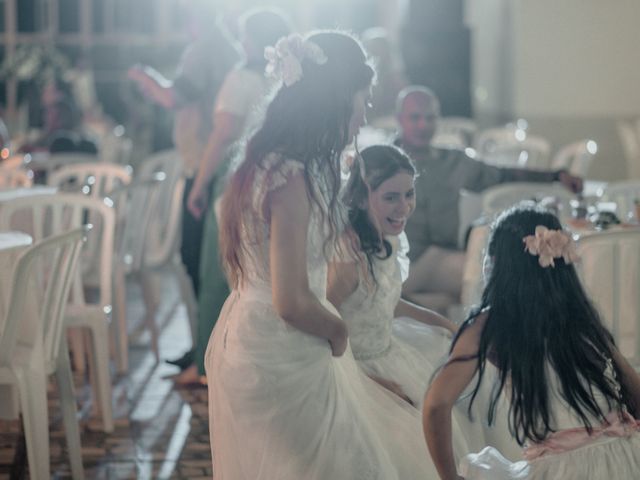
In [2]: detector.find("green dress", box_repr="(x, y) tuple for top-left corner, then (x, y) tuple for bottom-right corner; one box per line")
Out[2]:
(195, 171), (230, 375)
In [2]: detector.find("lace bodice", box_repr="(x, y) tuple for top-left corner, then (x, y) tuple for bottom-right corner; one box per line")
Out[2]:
(240, 154), (331, 301)
(338, 234), (410, 359)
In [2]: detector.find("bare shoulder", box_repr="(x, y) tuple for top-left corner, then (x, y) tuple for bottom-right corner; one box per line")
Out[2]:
(450, 310), (488, 358)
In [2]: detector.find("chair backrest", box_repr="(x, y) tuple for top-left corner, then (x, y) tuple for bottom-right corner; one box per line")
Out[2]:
(0, 166), (33, 188)
(0, 227), (86, 369)
(109, 176), (164, 274)
(44, 152), (99, 176)
(48, 162), (132, 199)
(482, 135), (551, 170)
(617, 120), (640, 179)
(435, 116), (477, 147)
(551, 140), (598, 177)
(602, 180), (640, 223)
(475, 127), (520, 156)
(576, 229), (640, 363)
(136, 150), (185, 267)
(481, 182), (575, 217)
(0, 193), (116, 308)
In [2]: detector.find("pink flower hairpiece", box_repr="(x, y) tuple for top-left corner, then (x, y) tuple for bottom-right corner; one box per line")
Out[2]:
(264, 34), (328, 87)
(523, 225), (580, 268)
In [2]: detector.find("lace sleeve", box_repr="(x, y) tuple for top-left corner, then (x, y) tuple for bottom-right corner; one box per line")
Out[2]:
(251, 154), (305, 220)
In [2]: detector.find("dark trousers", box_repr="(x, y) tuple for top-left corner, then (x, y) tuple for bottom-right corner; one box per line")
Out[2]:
(180, 178), (206, 297)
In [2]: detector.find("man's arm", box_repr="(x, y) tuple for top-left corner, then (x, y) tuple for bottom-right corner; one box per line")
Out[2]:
(500, 167), (583, 193)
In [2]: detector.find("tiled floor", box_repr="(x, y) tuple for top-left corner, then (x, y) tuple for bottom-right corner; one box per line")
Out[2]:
(0, 271), (212, 479)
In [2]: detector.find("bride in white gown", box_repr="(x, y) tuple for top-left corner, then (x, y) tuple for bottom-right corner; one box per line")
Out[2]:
(328, 145), (519, 460)
(206, 32), (438, 479)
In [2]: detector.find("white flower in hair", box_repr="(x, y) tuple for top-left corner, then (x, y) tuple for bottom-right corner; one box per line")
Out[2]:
(264, 34), (328, 87)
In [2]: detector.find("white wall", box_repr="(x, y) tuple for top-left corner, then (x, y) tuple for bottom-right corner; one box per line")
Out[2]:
(468, 0), (640, 180)
(512, 0), (640, 117)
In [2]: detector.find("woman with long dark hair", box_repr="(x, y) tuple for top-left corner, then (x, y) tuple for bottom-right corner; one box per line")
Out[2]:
(206, 32), (437, 479)
(423, 204), (640, 479)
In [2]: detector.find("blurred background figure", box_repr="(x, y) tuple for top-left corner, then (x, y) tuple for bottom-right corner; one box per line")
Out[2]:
(176, 7), (292, 385)
(361, 27), (407, 128)
(128, 0), (241, 372)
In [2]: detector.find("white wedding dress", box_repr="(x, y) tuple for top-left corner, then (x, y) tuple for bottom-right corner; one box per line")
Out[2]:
(337, 234), (521, 460)
(205, 156), (438, 479)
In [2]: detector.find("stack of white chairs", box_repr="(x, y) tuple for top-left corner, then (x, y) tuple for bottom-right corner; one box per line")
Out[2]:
(137, 150), (198, 343)
(601, 181), (640, 223)
(109, 173), (165, 372)
(0, 194), (116, 433)
(576, 230), (640, 367)
(551, 140), (598, 177)
(0, 227), (87, 479)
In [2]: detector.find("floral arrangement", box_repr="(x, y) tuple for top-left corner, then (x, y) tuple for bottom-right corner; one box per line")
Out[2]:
(264, 34), (327, 87)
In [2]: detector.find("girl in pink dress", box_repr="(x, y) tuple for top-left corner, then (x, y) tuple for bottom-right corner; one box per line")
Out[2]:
(423, 204), (640, 480)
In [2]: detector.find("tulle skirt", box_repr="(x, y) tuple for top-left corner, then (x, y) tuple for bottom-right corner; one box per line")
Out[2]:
(358, 317), (521, 461)
(205, 293), (439, 479)
(460, 433), (640, 479)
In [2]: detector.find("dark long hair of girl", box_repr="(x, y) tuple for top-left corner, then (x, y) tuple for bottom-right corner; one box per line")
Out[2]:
(454, 204), (633, 445)
(220, 31), (374, 288)
(342, 144), (415, 281)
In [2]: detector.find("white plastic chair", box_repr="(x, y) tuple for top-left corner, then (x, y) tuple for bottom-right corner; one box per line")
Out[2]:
(460, 225), (490, 308)
(576, 229), (640, 366)
(434, 116), (477, 148)
(475, 126), (521, 156)
(602, 181), (640, 223)
(484, 135), (551, 170)
(0, 194), (116, 433)
(137, 150), (198, 342)
(552, 140), (598, 177)
(109, 175), (165, 372)
(99, 126), (133, 165)
(38, 152), (99, 178)
(0, 227), (86, 479)
(0, 166), (33, 188)
(48, 162), (132, 199)
(617, 120), (640, 179)
(481, 182), (575, 217)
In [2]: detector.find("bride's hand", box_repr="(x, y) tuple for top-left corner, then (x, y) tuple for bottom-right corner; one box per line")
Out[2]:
(328, 320), (348, 357)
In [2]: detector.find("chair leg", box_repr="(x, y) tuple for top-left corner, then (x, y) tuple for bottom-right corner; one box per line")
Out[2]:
(112, 266), (129, 374)
(68, 327), (86, 374)
(16, 367), (50, 480)
(55, 339), (86, 480)
(88, 321), (114, 433)
(172, 256), (198, 343)
(141, 270), (160, 364)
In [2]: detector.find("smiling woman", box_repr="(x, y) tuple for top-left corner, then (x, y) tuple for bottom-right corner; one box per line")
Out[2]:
(328, 143), (519, 460)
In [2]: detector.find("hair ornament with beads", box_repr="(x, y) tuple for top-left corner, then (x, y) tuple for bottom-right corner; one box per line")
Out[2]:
(523, 225), (580, 268)
(264, 34), (328, 87)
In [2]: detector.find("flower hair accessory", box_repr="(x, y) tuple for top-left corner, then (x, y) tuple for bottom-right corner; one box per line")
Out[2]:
(264, 34), (328, 87)
(523, 226), (580, 268)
